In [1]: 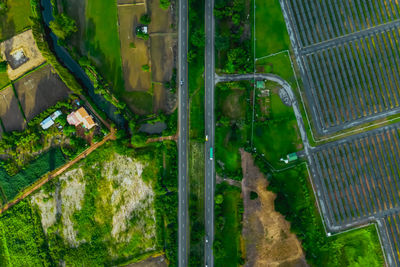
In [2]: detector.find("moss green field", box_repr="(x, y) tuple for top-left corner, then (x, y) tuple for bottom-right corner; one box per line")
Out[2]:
(255, 0), (289, 57)
(0, 0), (32, 41)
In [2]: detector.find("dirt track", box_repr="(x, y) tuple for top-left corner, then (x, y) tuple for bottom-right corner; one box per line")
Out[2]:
(241, 149), (308, 267)
(0, 128), (115, 214)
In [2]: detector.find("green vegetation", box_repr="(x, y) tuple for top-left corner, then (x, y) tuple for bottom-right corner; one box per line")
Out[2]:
(159, 0), (171, 10)
(140, 14), (151, 25)
(49, 13), (77, 40)
(215, 0), (252, 73)
(142, 64), (150, 72)
(0, 61), (6, 72)
(0, 148), (65, 204)
(137, 31), (149, 41)
(0, 0), (32, 41)
(215, 82), (251, 180)
(214, 182), (244, 266)
(261, 164), (384, 266)
(254, 0), (289, 57)
(0, 72), (9, 89)
(30, 0), (83, 95)
(255, 53), (296, 86)
(250, 191), (258, 200)
(0, 201), (52, 266)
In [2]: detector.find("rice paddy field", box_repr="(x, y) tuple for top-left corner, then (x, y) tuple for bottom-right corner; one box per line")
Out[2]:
(0, 0), (32, 41)
(281, 0), (400, 134)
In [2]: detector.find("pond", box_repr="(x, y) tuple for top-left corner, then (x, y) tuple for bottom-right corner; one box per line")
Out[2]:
(139, 122), (167, 134)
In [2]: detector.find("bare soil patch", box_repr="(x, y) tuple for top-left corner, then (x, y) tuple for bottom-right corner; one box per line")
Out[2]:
(153, 83), (167, 113)
(241, 149), (307, 267)
(124, 255), (167, 267)
(148, 0), (174, 33)
(0, 85), (26, 131)
(14, 64), (70, 121)
(118, 5), (151, 92)
(118, 0), (145, 4)
(150, 35), (175, 83)
(0, 29), (45, 80)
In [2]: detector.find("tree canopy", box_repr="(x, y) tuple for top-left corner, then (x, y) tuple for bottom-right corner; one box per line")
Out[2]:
(49, 13), (78, 40)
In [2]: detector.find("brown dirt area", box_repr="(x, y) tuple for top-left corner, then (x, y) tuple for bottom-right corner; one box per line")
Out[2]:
(118, 5), (151, 92)
(0, 85), (26, 131)
(148, 0), (175, 33)
(153, 83), (167, 112)
(240, 149), (308, 267)
(13, 64), (70, 121)
(0, 29), (46, 80)
(223, 90), (245, 119)
(124, 255), (167, 267)
(150, 35), (176, 83)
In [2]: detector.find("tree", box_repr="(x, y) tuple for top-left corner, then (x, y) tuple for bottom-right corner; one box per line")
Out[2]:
(140, 14), (151, 25)
(215, 194), (224, 204)
(49, 13), (78, 40)
(159, 0), (170, 10)
(141, 64), (150, 72)
(0, 61), (7, 73)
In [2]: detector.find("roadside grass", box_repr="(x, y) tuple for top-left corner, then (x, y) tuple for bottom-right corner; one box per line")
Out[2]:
(265, 165), (384, 266)
(0, 73), (10, 89)
(0, 0), (32, 41)
(214, 182), (243, 266)
(0, 148), (66, 204)
(255, 0), (289, 57)
(188, 142), (205, 266)
(215, 86), (248, 179)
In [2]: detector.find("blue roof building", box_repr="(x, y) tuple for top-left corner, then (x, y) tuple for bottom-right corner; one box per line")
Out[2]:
(40, 110), (62, 130)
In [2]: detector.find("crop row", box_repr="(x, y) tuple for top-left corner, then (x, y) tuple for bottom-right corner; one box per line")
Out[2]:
(380, 214), (400, 266)
(312, 125), (400, 226)
(284, 0), (400, 46)
(302, 28), (400, 130)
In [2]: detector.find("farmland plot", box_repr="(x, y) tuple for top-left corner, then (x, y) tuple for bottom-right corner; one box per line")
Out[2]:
(0, 86), (26, 131)
(13, 64), (70, 121)
(311, 122), (400, 230)
(376, 213), (400, 266)
(281, 0), (400, 134)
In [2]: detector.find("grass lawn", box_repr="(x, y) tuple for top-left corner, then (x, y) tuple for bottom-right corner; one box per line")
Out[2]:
(253, 90), (302, 168)
(255, 0), (289, 57)
(123, 91), (153, 114)
(0, 148), (66, 203)
(255, 53), (296, 86)
(214, 182), (243, 266)
(265, 165), (384, 266)
(215, 83), (250, 179)
(0, 0), (32, 41)
(81, 0), (124, 94)
(0, 73), (10, 89)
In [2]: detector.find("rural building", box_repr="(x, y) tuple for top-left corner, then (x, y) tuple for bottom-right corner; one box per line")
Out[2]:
(40, 110), (62, 130)
(280, 152), (298, 164)
(256, 80), (265, 89)
(67, 107), (96, 130)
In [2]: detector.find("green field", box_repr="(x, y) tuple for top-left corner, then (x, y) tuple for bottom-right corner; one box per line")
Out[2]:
(0, 73), (10, 89)
(123, 91), (153, 114)
(253, 88), (302, 168)
(214, 182), (243, 266)
(255, 0), (289, 57)
(0, 0), (32, 41)
(255, 53), (296, 86)
(0, 148), (66, 203)
(264, 165), (384, 266)
(215, 82), (250, 179)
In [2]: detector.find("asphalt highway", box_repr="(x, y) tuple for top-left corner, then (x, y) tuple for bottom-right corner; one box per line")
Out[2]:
(204, 0), (215, 266)
(178, 0), (189, 265)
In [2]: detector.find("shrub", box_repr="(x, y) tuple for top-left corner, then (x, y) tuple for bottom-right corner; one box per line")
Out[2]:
(137, 31), (149, 40)
(129, 42), (135, 48)
(159, 0), (171, 9)
(250, 191), (258, 200)
(0, 61), (7, 73)
(49, 13), (78, 40)
(141, 64), (150, 72)
(140, 14), (151, 25)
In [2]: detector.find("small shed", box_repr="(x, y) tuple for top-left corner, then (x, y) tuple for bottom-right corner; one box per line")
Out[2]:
(256, 80), (265, 89)
(287, 153), (298, 162)
(40, 110), (62, 130)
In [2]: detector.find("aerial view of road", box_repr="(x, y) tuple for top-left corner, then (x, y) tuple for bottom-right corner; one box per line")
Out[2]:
(178, 0), (189, 265)
(204, 0), (215, 265)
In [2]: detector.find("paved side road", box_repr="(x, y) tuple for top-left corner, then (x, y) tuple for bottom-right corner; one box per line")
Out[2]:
(178, 0), (189, 266)
(204, 0), (215, 266)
